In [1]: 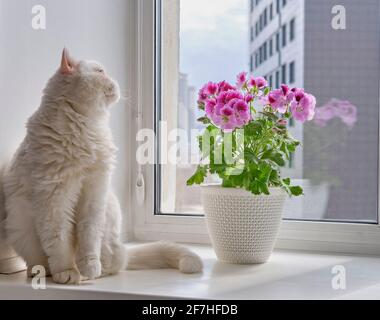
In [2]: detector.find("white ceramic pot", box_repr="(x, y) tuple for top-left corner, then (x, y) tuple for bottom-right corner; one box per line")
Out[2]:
(201, 185), (286, 264)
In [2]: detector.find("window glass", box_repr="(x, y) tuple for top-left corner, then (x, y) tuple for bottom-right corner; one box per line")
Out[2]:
(158, 0), (379, 223)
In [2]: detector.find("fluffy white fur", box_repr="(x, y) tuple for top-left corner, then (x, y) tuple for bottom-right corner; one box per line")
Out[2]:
(0, 49), (202, 284)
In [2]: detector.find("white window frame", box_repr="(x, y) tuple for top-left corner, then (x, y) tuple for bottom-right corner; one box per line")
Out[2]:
(128, 0), (380, 255)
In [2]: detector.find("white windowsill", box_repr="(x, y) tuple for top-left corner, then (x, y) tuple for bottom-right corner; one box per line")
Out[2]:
(1, 243), (380, 300)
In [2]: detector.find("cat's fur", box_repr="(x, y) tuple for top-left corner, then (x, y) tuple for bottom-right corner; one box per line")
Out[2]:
(0, 49), (202, 284)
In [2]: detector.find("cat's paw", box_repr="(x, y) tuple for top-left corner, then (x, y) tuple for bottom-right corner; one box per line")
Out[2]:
(77, 256), (102, 280)
(52, 269), (81, 284)
(179, 254), (203, 274)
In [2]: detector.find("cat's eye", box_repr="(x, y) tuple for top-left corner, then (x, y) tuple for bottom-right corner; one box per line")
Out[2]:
(95, 68), (105, 74)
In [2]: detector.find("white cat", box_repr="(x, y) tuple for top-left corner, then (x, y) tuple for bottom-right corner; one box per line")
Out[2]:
(0, 49), (203, 284)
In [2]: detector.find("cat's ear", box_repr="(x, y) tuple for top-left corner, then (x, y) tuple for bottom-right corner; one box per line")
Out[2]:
(60, 48), (75, 75)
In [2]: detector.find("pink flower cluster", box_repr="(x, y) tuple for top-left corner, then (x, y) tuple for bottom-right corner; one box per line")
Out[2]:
(268, 86), (316, 122)
(313, 99), (357, 127)
(198, 71), (316, 131)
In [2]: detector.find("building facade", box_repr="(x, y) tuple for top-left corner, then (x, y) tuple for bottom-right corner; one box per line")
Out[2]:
(249, 0), (380, 222)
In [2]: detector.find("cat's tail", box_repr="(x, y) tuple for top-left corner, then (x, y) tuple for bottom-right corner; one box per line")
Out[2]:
(125, 241), (203, 274)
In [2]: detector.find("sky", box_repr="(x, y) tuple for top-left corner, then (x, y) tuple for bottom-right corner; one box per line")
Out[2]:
(179, 0), (249, 91)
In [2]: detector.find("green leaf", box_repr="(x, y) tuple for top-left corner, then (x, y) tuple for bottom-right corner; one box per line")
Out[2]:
(282, 178), (291, 186)
(187, 166), (208, 186)
(261, 150), (286, 167)
(289, 186), (304, 196)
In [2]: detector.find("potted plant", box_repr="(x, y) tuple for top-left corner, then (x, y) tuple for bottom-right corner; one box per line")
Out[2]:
(187, 72), (316, 264)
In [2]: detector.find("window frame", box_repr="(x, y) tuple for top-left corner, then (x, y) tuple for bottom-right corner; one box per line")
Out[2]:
(130, 0), (380, 256)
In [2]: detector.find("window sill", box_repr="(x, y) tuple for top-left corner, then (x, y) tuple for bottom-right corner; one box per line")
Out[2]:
(1, 243), (380, 300)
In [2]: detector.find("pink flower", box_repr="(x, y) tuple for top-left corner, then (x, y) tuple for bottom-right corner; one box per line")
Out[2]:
(245, 94), (254, 103)
(247, 76), (267, 89)
(248, 77), (256, 88)
(254, 76), (268, 88)
(226, 90), (244, 102)
(218, 81), (235, 93)
(291, 93), (316, 123)
(268, 85), (293, 114)
(234, 100), (251, 125)
(205, 99), (217, 118)
(198, 88), (208, 103)
(236, 72), (248, 88)
(204, 82), (218, 96)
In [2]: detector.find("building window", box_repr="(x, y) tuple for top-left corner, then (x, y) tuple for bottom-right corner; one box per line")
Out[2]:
(276, 32), (280, 51)
(259, 46), (262, 64)
(275, 70), (280, 88)
(270, 3), (274, 20)
(263, 42), (267, 61)
(269, 75), (273, 88)
(250, 54), (254, 72)
(282, 24), (287, 47)
(282, 64), (287, 84)
(282, 0), (287, 7)
(276, 0), (280, 13)
(255, 22), (259, 36)
(259, 14), (263, 31)
(250, 0), (255, 12)
(289, 61), (295, 83)
(269, 38), (273, 56)
(290, 18), (295, 41)
(264, 8), (268, 27)
(255, 52), (259, 68)
(250, 26), (254, 42)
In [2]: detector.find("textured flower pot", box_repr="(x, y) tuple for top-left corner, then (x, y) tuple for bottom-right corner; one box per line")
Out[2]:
(201, 185), (286, 264)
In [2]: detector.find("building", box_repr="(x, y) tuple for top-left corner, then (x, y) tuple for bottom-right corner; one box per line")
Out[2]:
(249, 0), (380, 221)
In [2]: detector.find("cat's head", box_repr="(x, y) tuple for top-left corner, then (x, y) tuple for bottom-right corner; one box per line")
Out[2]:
(44, 48), (121, 118)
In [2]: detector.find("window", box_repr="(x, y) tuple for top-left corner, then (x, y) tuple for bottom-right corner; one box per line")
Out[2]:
(282, 0), (287, 7)
(269, 38), (273, 56)
(276, 0), (280, 13)
(275, 70), (280, 88)
(139, 0), (380, 254)
(250, 26), (254, 42)
(255, 52), (259, 67)
(255, 21), (259, 36)
(276, 32), (280, 51)
(264, 8), (268, 27)
(263, 42), (267, 61)
(289, 61), (295, 83)
(290, 18), (295, 41)
(281, 64), (287, 83)
(269, 74), (273, 87)
(270, 3), (274, 20)
(259, 14), (263, 31)
(250, 54), (254, 72)
(250, 0), (255, 12)
(282, 24), (287, 47)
